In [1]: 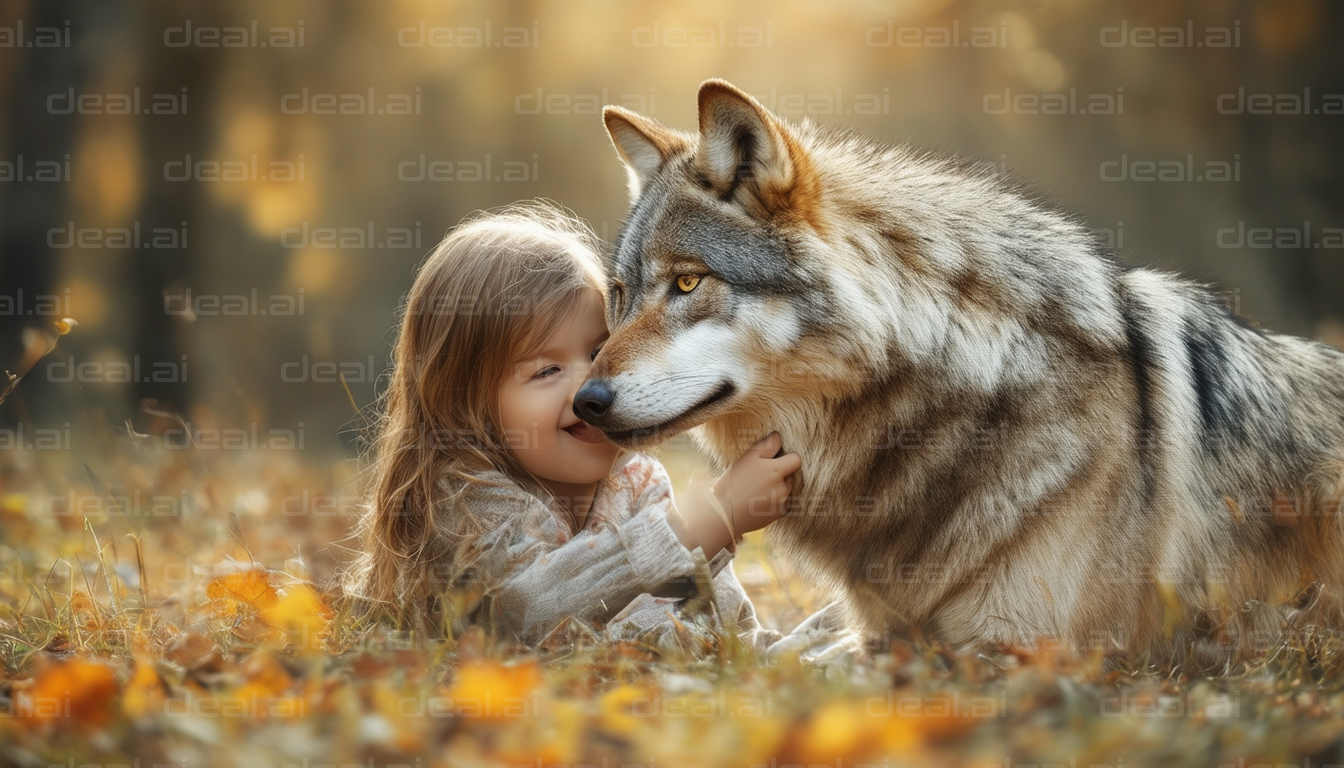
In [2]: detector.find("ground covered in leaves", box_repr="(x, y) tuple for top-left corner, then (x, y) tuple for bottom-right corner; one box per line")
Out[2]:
(2, 425), (1344, 768)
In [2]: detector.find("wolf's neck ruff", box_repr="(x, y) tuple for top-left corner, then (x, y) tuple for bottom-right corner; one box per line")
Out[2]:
(589, 78), (1344, 672)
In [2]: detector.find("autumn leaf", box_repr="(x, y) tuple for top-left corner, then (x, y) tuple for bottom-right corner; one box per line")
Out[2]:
(532, 698), (584, 765)
(223, 651), (309, 720)
(261, 582), (333, 652)
(235, 650), (294, 699)
(207, 567), (280, 616)
(122, 654), (167, 718)
(164, 631), (224, 675)
(797, 700), (881, 764)
(879, 712), (926, 751)
(365, 679), (427, 754)
(446, 659), (545, 719)
(69, 590), (99, 628)
(596, 683), (654, 738)
(18, 659), (119, 729)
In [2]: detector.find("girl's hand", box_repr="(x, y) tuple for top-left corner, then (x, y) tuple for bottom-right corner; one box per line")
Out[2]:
(711, 432), (801, 538)
(666, 432), (801, 557)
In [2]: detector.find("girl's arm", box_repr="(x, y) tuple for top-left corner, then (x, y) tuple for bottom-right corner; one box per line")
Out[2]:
(453, 475), (713, 645)
(440, 437), (799, 645)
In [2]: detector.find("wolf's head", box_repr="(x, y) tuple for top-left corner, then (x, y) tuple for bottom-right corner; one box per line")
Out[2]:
(574, 78), (859, 451)
(577, 79), (1124, 454)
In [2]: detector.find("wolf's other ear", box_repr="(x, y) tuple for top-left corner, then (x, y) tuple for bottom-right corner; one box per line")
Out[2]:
(695, 79), (810, 209)
(604, 106), (689, 200)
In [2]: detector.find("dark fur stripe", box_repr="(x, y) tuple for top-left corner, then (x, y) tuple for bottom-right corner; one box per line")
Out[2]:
(1116, 273), (1158, 509)
(1183, 308), (1248, 454)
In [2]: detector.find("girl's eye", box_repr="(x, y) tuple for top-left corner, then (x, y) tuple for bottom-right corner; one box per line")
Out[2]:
(533, 365), (559, 380)
(590, 345), (603, 362)
(676, 274), (701, 293)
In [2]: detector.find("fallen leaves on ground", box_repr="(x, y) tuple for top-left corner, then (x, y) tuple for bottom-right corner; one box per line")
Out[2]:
(2, 443), (1344, 767)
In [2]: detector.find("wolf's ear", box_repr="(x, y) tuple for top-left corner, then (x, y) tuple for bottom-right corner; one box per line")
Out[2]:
(604, 106), (689, 200)
(695, 79), (814, 214)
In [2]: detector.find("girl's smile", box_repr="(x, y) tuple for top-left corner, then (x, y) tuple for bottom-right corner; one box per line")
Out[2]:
(497, 289), (620, 498)
(562, 420), (608, 443)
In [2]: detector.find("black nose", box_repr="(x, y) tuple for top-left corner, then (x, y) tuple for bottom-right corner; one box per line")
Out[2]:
(574, 379), (616, 425)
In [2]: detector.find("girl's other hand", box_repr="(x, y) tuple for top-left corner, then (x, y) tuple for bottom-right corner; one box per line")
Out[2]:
(712, 431), (801, 537)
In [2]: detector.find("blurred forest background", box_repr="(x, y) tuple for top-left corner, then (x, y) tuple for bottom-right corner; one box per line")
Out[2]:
(1, 5), (1342, 761)
(1, 0), (1342, 469)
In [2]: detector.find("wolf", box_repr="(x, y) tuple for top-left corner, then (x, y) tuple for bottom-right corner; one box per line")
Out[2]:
(574, 78), (1344, 672)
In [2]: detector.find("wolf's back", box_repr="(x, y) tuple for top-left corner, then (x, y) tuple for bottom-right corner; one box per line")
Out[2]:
(771, 119), (1344, 668)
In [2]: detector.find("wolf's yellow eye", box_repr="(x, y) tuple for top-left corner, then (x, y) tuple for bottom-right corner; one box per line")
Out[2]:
(676, 274), (701, 293)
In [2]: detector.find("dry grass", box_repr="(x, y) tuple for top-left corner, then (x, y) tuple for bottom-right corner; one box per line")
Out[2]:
(1, 412), (1344, 768)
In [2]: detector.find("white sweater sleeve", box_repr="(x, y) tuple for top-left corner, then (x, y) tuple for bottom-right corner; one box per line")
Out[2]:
(453, 472), (705, 645)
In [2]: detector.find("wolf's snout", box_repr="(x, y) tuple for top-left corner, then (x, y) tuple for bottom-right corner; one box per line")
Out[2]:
(574, 379), (616, 425)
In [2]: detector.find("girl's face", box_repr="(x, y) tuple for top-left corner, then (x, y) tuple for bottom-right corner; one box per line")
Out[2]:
(498, 289), (620, 492)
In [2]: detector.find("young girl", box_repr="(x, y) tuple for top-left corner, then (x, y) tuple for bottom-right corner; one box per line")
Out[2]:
(341, 201), (802, 652)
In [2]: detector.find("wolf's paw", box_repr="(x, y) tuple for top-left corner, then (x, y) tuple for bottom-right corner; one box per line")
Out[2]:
(764, 599), (860, 666)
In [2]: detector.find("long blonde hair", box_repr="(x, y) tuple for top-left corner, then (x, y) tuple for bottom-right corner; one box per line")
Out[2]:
(340, 200), (607, 631)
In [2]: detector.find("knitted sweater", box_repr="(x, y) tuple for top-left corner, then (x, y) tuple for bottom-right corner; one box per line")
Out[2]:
(432, 449), (779, 651)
